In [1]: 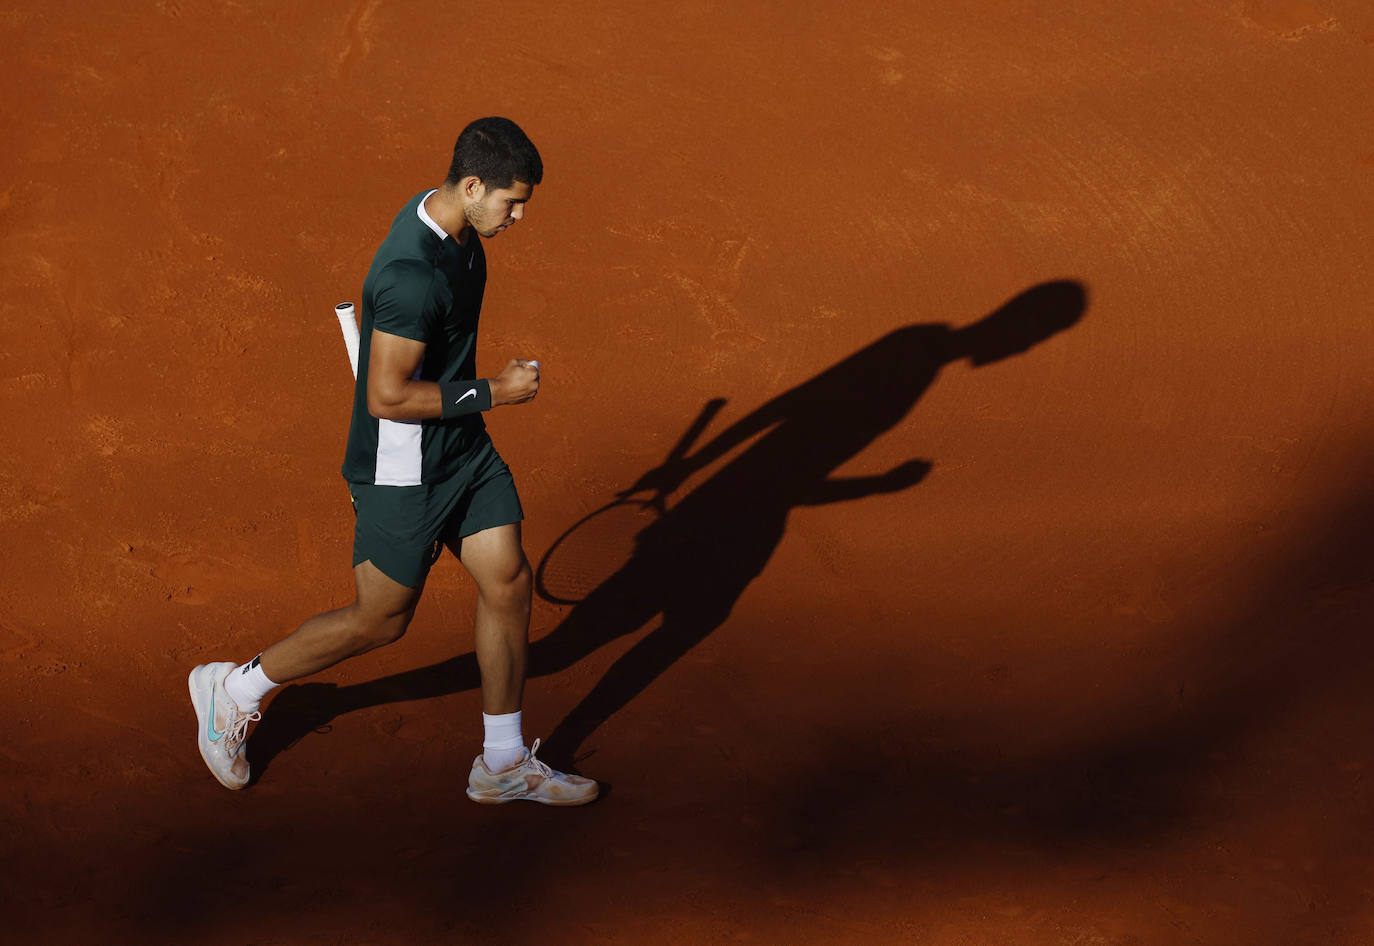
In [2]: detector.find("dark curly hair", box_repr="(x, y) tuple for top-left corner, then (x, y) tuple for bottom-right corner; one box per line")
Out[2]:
(444, 117), (543, 191)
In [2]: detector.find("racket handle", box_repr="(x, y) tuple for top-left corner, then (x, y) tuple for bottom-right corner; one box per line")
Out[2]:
(335, 302), (360, 379)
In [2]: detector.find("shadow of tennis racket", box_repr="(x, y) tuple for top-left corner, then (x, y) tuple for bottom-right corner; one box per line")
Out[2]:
(535, 397), (727, 604)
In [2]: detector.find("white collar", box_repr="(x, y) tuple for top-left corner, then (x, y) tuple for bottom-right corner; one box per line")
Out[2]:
(416, 189), (449, 240)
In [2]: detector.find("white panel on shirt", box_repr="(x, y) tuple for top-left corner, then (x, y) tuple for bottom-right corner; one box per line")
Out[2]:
(373, 191), (446, 487)
(374, 360), (425, 486)
(374, 418), (423, 486)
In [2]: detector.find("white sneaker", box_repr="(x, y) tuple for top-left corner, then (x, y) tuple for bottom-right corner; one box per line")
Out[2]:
(466, 738), (599, 806)
(188, 662), (260, 790)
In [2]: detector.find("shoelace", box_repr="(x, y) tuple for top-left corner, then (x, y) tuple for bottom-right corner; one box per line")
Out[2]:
(223, 708), (262, 756)
(524, 738), (555, 778)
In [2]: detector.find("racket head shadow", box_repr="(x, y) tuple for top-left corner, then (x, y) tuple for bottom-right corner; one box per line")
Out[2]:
(535, 499), (661, 604)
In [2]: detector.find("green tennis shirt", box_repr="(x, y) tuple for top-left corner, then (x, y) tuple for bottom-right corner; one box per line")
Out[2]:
(341, 190), (489, 486)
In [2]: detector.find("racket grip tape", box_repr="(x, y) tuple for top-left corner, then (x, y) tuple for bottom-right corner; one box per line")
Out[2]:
(335, 302), (360, 379)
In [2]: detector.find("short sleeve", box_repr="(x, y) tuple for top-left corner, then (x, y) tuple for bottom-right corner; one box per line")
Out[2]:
(371, 259), (440, 342)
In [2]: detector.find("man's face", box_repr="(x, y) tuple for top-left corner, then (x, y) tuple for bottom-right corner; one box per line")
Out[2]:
(464, 179), (533, 238)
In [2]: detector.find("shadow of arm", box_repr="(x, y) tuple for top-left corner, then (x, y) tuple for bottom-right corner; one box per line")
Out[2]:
(796, 459), (932, 506)
(624, 394), (793, 498)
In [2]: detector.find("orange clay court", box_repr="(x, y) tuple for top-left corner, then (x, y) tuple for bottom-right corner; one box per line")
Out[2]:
(3, 1), (1374, 943)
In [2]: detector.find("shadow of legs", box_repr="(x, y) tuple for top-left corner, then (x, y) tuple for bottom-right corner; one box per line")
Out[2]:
(248, 652), (483, 779)
(544, 606), (726, 771)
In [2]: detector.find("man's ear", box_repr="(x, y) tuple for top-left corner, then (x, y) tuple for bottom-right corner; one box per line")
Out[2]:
(461, 175), (486, 200)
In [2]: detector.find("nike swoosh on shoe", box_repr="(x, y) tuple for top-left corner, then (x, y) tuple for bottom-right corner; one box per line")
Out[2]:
(206, 685), (225, 743)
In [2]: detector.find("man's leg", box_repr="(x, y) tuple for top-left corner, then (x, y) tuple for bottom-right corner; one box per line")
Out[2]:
(453, 523), (597, 805)
(258, 560), (424, 684)
(451, 523), (530, 717)
(189, 560), (423, 790)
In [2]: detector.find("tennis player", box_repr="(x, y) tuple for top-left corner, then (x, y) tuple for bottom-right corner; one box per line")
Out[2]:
(188, 117), (597, 805)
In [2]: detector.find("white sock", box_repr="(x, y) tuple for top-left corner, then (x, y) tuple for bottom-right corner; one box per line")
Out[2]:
(482, 711), (525, 772)
(223, 655), (278, 713)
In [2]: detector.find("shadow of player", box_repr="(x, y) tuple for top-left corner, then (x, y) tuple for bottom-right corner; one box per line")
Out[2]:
(248, 280), (1087, 778)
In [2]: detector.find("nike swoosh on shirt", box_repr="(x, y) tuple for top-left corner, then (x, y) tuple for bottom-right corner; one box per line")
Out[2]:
(456, 389), (478, 403)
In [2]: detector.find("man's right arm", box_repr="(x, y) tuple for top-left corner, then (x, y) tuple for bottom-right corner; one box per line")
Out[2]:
(367, 331), (540, 420)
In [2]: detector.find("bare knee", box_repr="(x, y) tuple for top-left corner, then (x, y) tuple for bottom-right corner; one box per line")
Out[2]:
(343, 605), (412, 655)
(477, 559), (532, 615)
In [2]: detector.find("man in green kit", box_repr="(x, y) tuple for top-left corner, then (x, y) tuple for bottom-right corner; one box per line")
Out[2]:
(189, 117), (598, 806)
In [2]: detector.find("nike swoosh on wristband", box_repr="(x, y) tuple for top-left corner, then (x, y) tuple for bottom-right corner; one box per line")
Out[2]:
(456, 389), (478, 403)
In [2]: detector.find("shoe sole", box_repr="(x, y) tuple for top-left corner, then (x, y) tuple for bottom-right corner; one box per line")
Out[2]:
(465, 786), (599, 807)
(188, 666), (249, 791)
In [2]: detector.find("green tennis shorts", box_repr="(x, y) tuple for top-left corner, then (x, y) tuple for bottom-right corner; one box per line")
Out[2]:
(347, 439), (524, 588)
